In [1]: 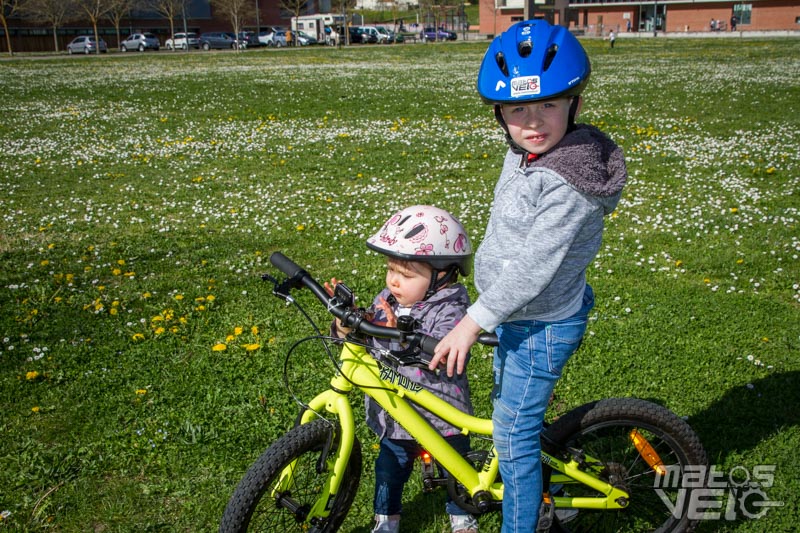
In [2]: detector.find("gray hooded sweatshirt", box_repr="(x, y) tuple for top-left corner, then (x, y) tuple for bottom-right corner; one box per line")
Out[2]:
(469, 124), (627, 332)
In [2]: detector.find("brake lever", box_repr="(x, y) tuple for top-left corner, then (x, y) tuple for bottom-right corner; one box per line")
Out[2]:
(262, 272), (300, 302)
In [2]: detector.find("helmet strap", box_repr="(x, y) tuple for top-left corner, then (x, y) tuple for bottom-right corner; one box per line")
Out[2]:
(424, 267), (458, 300)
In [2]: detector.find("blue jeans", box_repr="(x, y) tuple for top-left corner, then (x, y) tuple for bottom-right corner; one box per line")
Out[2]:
(373, 435), (472, 516)
(492, 285), (594, 532)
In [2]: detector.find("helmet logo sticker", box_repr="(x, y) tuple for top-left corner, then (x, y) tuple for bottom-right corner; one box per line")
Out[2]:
(510, 75), (541, 97)
(495, 80), (507, 92)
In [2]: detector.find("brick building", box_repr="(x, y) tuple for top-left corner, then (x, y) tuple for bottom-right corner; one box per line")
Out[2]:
(479, 0), (800, 36)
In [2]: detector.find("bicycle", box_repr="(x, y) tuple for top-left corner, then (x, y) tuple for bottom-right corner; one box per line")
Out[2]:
(220, 252), (708, 532)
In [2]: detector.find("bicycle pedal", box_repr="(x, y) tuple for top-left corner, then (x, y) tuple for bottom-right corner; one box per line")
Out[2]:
(535, 492), (555, 532)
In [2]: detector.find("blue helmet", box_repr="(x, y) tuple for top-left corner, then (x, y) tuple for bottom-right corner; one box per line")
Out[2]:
(477, 20), (591, 105)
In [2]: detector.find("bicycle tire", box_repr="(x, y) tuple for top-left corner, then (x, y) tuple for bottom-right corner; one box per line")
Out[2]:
(220, 419), (362, 533)
(543, 398), (707, 533)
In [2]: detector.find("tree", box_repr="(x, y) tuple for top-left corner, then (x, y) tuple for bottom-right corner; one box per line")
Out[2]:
(279, 0), (305, 46)
(210, 0), (255, 51)
(19, 0), (73, 52)
(332, 0), (355, 45)
(74, 0), (114, 54)
(106, 0), (140, 51)
(1, 0), (28, 56)
(145, 0), (184, 48)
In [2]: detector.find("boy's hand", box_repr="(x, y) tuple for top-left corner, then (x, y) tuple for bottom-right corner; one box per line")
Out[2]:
(429, 315), (481, 377)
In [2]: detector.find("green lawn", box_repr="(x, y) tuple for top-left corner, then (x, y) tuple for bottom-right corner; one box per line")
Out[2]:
(1, 39), (798, 531)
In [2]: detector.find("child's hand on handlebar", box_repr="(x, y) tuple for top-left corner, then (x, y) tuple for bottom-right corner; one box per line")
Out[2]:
(429, 315), (482, 377)
(324, 278), (352, 337)
(374, 297), (397, 328)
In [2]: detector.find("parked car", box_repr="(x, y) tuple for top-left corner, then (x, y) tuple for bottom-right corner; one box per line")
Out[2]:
(375, 26), (399, 43)
(198, 32), (243, 50)
(348, 26), (376, 44)
(165, 32), (199, 50)
(66, 36), (107, 54)
(420, 27), (457, 41)
(360, 26), (385, 44)
(270, 30), (288, 47)
(295, 30), (318, 46)
(258, 26), (285, 46)
(120, 32), (160, 52)
(238, 31), (261, 47)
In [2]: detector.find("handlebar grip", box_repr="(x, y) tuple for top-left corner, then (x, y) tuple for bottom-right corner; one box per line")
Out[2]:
(419, 335), (439, 357)
(270, 252), (307, 279)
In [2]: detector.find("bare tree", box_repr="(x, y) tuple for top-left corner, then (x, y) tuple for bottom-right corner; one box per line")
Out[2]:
(106, 0), (140, 50)
(279, 0), (305, 46)
(19, 0), (74, 52)
(74, 0), (114, 54)
(332, 0), (354, 45)
(210, 0), (255, 51)
(145, 0), (183, 47)
(1, 0), (28, 55)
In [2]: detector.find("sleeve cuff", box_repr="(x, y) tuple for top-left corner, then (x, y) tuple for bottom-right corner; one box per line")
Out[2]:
(467, 301), (502, 333)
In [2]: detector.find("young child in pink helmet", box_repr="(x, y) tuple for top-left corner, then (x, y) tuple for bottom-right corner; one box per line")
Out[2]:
(327, 205), (479, 533)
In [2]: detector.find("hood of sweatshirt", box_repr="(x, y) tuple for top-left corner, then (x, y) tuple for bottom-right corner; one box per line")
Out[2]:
(529, 123), (627, 203)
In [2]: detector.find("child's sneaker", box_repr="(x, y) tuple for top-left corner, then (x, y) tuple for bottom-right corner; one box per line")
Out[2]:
(450, 513), (479, 533)
(372, 514), (400, 533)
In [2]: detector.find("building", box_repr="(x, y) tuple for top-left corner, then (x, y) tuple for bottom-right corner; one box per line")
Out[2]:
(479, 0), (800, 36)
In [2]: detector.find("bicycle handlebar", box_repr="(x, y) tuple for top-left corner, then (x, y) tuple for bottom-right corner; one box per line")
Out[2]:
(268, 252), (498, 356)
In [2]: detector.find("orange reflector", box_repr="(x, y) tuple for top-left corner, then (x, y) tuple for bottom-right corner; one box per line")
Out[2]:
(629, 429), (667, 475)
(421, 451), (432, 464)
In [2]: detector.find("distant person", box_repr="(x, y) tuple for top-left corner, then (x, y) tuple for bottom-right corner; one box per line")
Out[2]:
(609, 30), (616, 48)
(626, 19), (632, 32)
(730, 15), (738, 31)
(286, 30), (293, 46)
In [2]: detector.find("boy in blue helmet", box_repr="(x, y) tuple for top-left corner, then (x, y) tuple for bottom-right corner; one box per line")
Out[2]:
(429, 19), (627, 532)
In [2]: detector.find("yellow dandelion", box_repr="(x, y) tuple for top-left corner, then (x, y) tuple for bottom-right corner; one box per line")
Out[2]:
(154, 327), (165, 335)
(226, 334), (235, 342)
(234, 326), (243, 336)
(242, 343), (261, 351)
(142, 292), (152, 299)
(132, 333), (145, 341)
(135, 389), (147, 395)
(296, 224), (305, 231)
(26, 371), (39, 381)
(32, 406), (40, 413)
(251, 326), (259, 335)
(174, 294), (184, 301)
(730, 207), (739, 213)
(212, 343), (227, 352)
(206, 295), (216, 302)
(40, 260), (50, 266)
(675, 260), (683, 267)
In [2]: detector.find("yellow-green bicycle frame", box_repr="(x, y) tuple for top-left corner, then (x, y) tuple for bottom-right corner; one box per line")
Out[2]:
(279, 339), (630, 524)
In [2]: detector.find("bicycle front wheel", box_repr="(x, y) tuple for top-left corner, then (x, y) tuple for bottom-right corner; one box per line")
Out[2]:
(220, 419), (362, 533)
(544, 398), (707, 533)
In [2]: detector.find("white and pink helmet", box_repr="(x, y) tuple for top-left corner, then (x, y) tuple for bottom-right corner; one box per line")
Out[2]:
(366, 205), (472, 276)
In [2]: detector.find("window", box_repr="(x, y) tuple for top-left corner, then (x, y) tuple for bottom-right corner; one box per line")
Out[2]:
(733, 3), (751, 25)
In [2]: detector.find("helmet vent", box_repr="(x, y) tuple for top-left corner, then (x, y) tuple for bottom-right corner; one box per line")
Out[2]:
(518, 39), (532, 58)
(404, 224), (425, 239)
(543, 44), (558, 71)
(495, 51), (509, 77)
(398, 215), (411, 226)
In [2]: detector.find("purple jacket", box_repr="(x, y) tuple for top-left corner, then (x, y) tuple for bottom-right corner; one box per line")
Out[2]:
(364, 284), (474, 440)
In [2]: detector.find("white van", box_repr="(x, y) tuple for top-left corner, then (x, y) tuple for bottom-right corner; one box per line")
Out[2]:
(360, 26), (386, 43)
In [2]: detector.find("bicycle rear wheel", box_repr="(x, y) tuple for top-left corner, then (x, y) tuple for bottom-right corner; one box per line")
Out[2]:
(543, 398), (707, 533)
(220, 419), (362, 533)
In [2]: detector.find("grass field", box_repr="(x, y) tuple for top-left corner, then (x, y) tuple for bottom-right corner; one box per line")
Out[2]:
(1, 38), (798, 531)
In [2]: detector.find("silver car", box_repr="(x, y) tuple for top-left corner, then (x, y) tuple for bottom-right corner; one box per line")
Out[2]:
(120, 32), (160, 52)
(66, 36), (108, 54)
